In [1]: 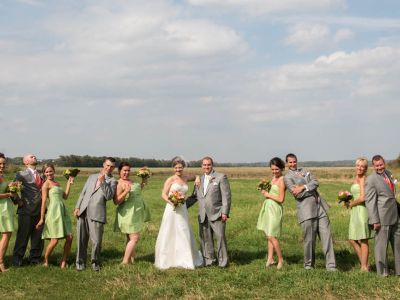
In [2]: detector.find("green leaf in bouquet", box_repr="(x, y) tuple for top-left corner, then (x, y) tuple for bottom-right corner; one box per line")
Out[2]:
(64, 168), (80, 179)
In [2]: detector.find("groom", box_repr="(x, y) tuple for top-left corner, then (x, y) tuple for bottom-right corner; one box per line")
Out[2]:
(195, 156), (231, 267)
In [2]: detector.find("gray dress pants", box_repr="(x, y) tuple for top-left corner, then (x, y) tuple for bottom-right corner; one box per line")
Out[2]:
(300, 206), (336, 269)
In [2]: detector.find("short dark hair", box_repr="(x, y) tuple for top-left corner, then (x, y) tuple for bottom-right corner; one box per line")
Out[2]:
(105, 157), (116, 163)
(285, 153), (297, 162)
(269, 157), (285, 170)
(118, 161), (130, 173)
(202, 156), (214, 165)
(372, 155), (385, 163)
(172, 156), (186, 167)
(0, 153), (5, 159)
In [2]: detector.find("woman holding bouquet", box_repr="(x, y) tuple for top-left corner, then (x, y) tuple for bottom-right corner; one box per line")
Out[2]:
(0, 153), (16, 272)
(35, 164), (74, 268)
(346, 157), (372, 272)
(154, 156), (203, 269)
(113, 162), (150, 265)
(257, 157), (286, 269)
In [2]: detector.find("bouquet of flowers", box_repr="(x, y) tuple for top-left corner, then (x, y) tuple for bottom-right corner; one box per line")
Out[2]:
(136, 167), (152, 180)
(257, 180), (271, 192)
(63, 168), (80, 179)
(7, 181), (23, 206)
(8, 181), (23, 194)
(168, 191), (185, 211)
(337, 191), (353, 204)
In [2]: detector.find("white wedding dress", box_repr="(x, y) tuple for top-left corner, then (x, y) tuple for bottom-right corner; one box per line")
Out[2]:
(154, 183), (203, 269)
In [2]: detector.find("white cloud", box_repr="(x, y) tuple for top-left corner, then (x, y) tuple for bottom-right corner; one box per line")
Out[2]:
(284, 23), (354, 51)
(187, 0), (345, 15)
(116, 98), (144, 107)
(15, 0), (42, 6)
(163, 20), (247, 57)
(285, 23), (331, 51)
(333, 28), (354, 43)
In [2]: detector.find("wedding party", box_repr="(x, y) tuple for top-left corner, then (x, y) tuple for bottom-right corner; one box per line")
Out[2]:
(2, 1), (400, 298)
(1, 152), (399, 279)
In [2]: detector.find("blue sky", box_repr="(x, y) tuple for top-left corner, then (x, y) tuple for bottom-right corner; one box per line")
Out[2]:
(1, 0), (400, 163)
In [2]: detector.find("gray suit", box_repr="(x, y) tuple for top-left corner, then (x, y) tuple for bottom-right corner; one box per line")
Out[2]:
(12, 169), (44, 265)
(284, 168), (336, 270)
(195, 171), (231, 267)
(365, 170), (400, 276)
(75, 173), (117, 267)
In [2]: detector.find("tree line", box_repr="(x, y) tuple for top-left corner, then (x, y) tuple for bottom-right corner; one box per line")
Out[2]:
(5, 153), (400, 168)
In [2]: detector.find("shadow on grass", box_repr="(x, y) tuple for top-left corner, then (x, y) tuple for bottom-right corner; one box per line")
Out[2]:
(101, 248), (155, 263)
(229, 249), (303, 265)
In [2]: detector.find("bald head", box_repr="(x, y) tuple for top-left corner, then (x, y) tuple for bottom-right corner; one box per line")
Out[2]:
(23, 154), (38, 167)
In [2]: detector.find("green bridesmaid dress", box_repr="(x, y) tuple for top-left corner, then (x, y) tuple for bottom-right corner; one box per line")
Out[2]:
(0, 181), (14, 232)
(256, 184), (283, 238)
(114, 182), (150, 234)
(42, 186), (72, 239)
(348, 183), (372, 240)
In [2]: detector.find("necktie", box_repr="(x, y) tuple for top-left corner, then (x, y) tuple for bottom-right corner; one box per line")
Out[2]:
(33, 171), (42, 188)
(383, 173), (394, 192)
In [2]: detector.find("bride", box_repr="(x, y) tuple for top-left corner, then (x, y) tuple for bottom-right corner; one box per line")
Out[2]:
(154, 156), (203, 269)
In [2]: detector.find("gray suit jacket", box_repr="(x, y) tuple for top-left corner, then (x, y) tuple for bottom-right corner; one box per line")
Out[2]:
(365, 170), (398, 226)
(195, 171), (231, 223)
(75, 173), (117, 224)
(15, 169), (42, 216)
(284, 168), (330, 223)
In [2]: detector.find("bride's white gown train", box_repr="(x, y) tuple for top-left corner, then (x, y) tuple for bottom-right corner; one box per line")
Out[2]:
(154, 183), (203, 269)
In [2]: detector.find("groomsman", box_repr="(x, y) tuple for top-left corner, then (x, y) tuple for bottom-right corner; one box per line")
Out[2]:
(12, 154), (44, 266)
(196, 157), (231, 267)
(365, 155), (400, 276)
(74, 157), (117, 271)
(284, 153), (336, 271)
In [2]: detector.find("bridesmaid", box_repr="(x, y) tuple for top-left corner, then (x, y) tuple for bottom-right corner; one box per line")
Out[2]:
(257, 157), (286, 269)
(36, 164), (74, 268)
(113, 162), (150, 265)
(0, 153), (16, 272)
(346, 157), (372, 272)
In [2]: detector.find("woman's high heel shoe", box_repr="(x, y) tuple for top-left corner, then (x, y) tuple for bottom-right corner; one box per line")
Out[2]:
(265, 260), (276, 267)
(0, 263), (9, 272)
(277, 261), (284, 270)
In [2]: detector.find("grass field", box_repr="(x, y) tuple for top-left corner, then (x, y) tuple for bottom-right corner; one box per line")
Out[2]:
(1, 167), (400, 299)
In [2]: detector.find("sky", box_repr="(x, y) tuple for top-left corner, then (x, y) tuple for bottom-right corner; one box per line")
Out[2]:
(1, 0), (400, 163)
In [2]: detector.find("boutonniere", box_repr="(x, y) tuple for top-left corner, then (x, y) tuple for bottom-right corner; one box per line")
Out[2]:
(208, 175), (216, 181)
(390, 174), (398, 185)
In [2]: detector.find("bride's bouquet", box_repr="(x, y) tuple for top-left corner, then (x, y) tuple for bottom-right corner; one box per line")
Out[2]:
(257, 179), (271, 192)
(337, 190), (353, 204)
(168, 191), (185, 211)
(63, 168), (80, 179)
(136, 167), (152, 180)
(7, 181), (23, 206)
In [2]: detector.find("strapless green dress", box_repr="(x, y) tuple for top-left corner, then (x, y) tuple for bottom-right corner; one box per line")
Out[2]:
(114, 182), (150, 234)
(256, 184), (283, 238)
(348, 183), (372, 240)
(0, 181), (14, 232)
(42, 186), (72, 239)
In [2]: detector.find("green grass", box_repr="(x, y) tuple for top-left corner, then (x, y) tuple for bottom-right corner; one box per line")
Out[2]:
(1, 172), (400, 299)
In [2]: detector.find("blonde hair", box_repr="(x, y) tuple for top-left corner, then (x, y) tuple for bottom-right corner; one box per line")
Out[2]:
(355, 157), (368, 174)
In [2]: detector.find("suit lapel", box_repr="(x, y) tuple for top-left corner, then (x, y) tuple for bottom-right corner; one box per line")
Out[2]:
(375, 172), (394, 195)
(91, 175), (100, 195)
(199, 175), (205, 197)
(204, 172), (216, 196)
